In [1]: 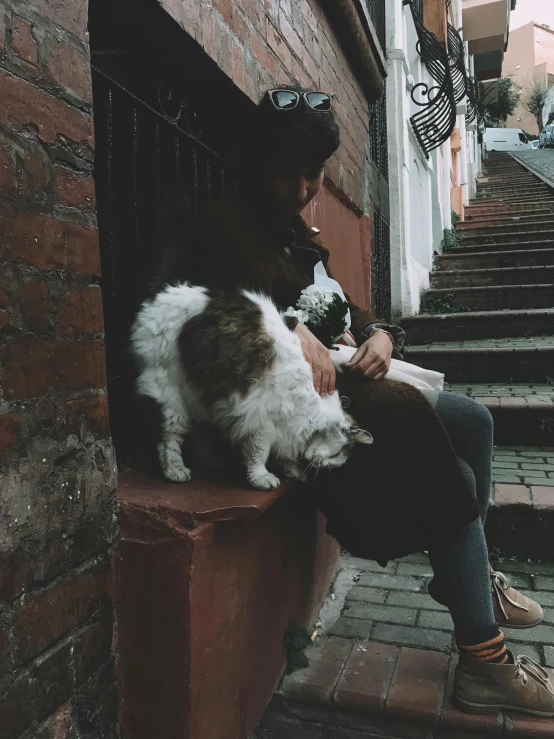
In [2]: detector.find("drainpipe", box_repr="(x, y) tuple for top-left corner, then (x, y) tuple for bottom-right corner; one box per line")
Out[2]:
(442, 139), (452, 230)
(386, 0), (414, 319)
(455, 0), (470, 208)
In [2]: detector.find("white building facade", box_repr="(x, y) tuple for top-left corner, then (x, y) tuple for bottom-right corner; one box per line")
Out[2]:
(385, 0), (512, 320)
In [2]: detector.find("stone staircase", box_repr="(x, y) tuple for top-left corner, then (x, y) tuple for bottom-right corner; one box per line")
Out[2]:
(402, 153), (554, 470)
(252, 153), (554, 739)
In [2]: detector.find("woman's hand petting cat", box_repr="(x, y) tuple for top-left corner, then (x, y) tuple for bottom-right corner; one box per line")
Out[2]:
(346, 331), (393, 380)
(294, 322), (336, 397)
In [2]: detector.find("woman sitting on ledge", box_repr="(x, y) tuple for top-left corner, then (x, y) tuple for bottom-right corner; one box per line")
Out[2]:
(160, 86), (553, 717)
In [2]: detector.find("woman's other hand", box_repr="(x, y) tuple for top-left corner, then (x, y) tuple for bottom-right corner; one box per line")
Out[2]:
(294, 323), (336, 397)
(346, 331), (393, 380)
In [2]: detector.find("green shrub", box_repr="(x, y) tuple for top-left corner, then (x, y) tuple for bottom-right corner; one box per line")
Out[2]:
(441, 227), (462, 252)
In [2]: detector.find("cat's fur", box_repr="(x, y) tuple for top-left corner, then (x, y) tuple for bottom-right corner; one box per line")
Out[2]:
(130, 282), (372, 489)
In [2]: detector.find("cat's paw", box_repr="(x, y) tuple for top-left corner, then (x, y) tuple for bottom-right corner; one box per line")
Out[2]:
(158, 441), (191, 483)
(248, 470), (281, 490)
(163, 463), (192, 483)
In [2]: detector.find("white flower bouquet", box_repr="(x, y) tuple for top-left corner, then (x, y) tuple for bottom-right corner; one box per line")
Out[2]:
(285, 284), (349, 348)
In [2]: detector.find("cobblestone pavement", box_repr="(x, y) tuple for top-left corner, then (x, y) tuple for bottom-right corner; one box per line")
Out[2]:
(408, 336), (554, 351)
(513, 149), (554, 186)
(327, 553), (554, 667)
(492, 446), (554, 486)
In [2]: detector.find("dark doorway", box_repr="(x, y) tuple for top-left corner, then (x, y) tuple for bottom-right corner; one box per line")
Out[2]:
(89, 0), (253, 459)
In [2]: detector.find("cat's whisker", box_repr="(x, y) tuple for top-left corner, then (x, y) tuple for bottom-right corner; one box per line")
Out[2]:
(302, 458), (317, 476)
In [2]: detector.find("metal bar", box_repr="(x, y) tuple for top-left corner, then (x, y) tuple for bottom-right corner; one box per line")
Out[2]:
(91, 64), (233, 167)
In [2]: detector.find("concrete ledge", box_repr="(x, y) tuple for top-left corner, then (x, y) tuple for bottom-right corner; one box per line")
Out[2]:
(113, 470), (339, 739)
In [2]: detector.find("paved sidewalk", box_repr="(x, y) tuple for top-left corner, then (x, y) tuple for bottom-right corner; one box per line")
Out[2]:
(513, 150), (554, 188)
(326, 553), (554, 668)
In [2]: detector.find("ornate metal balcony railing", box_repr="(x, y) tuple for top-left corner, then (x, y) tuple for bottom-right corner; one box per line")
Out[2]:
(465, 75), (484, 126)
(446, 22), (484, 128)
(403, 0), (457, 158)
(447, 22), (468, 104)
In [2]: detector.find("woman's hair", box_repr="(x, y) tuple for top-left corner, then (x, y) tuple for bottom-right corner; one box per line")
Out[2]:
(239, 85), (341, 170)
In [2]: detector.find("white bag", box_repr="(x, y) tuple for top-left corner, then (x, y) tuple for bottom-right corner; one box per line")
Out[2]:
(330, 345), (444, 392)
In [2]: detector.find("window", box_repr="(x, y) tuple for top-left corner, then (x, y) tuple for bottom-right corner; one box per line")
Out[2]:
(519, 132), (528, 143)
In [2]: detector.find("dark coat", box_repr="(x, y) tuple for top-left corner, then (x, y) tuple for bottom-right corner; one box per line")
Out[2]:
(173, 195), (480, 564)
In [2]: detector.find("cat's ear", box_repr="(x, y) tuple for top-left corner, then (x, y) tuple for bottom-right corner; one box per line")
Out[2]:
(351, 427), (373, 445)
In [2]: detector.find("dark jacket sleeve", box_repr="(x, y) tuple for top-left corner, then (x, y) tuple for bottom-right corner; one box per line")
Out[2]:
(347, 302), (405, 359)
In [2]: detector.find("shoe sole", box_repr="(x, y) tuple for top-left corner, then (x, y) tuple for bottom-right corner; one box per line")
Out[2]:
(452, 695), (554, 717)
(496, 618), (543, 630)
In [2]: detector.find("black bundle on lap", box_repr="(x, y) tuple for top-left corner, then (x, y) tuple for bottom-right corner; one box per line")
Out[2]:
(314, 374), (480, 565)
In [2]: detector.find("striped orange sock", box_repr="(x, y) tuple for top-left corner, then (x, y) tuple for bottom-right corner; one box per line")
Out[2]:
(457, 626), (509, 664)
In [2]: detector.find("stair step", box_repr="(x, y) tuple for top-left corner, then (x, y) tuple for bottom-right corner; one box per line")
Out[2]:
(462, 219), (554, 232)
(450, 238), (554, 254)
(459, 214), (554, 230)
(478, 190), (550, 199)
(431, 265), (554, 289)
(400, 308), (554, 342)
(461, 226), (554, 246)
(474, 197), (554, 207)
(421, 284), (554, 312)
(256, 550), (554, 738)
(487, 447), (554, 561)
(445, 385), (554, 445)
(478, 185), (549, 193)
(435, 248), (554, 271)
(404, 336), (554, 383)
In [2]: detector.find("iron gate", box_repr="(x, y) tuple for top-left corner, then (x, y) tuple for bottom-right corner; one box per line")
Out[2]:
(90, 0), (243, 456)
(373, 214), (392, 323)
(369, 82), (391, 323)
(366, 0), (386, 52)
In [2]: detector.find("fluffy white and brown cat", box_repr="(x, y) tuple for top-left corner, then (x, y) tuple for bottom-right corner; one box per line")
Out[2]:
(130, 283), (372, 489)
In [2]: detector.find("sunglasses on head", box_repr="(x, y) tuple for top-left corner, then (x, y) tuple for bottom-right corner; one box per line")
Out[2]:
(267, 89), (333, 112)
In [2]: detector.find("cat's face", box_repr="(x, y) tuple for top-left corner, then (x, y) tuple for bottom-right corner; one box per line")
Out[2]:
(303, 418), (373, 471)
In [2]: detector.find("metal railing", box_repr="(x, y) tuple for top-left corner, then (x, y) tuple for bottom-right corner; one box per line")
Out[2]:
(366, 0), (386, 51)
(403, 0), (457, 157)
(370, 88), (389, 181)
(373, 213), (392, 323)
(92, 62), (235, 453)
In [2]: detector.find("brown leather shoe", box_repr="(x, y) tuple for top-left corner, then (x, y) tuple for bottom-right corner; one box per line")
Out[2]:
(491, 570), (543, 629)
(427, 569), (543, 630)
(453, 653), (554, 717)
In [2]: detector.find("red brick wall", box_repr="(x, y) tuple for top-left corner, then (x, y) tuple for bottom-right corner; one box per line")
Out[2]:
(0, 0), (382, 735)
(159, 0), (373, 216)
(0, 1), (117, 736)
(305, 185), (372, 310)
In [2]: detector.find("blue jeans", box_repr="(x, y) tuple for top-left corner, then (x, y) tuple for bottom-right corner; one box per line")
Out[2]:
(425, 391), (496, 632)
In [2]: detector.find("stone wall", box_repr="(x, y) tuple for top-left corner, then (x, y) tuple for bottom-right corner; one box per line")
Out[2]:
(0, 0), (118, 736)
